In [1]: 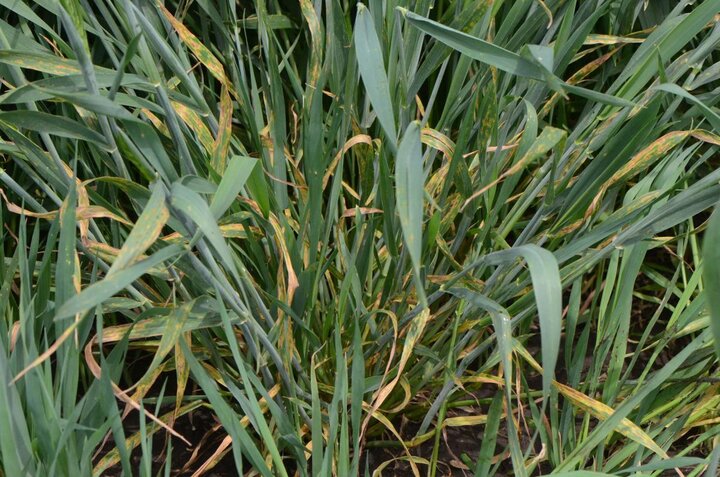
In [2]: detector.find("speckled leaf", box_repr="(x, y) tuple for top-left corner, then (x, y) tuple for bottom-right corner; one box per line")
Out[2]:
(59, 0), (88, 52)
(172, 101), (214, 154)
(518, 346), (668, 459)
(212, 84), (233, 173)
(170, 183), (239, 280)
(136, 301), (194, 388)
(606, 130), (689, 188)
(486, 244), (562, 405)
(55, 244), (183, 321)
(0, 50), (81, 75)
(157, 2), (228, 84)
(504, 126), (565, 177)
(107, 182), (169, 276)
(300, 0), (322, 89)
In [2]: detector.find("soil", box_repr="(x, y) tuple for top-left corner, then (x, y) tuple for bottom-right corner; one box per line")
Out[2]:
(362, 418), (507, 477)
(98, 405), (236, 476)
(101, 406), (502, 476)
(97, 394), (708, 477)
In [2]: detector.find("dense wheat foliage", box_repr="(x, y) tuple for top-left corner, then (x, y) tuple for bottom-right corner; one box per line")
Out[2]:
(2, 0), (720, 475)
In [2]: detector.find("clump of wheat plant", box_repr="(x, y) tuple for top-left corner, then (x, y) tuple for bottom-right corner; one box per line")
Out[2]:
(1, 0), (720, 475)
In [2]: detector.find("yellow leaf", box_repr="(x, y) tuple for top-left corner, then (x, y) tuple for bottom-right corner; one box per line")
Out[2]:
(157, 2), (229, 85)
(517, 346), (669, 458)
(212, 84), (233, 173)
(171, 101), (214, 154)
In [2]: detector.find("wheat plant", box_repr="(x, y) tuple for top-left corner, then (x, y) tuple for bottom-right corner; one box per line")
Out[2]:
(1, 0), (720, 476)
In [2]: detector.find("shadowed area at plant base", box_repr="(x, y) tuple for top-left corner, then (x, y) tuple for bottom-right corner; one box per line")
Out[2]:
(98, 406), (237, 477)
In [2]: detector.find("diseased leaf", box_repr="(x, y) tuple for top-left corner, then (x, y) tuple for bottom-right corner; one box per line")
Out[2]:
(0, 50), (81, 75)
(55, 245), (183, 320)
(517, 346), (668, 459)
(170, 182), (240, 281)
(157, 2), (229, 85)
(107, 182), (169, 275)
(485, 245), (562, 405)
(212, 85), (233, 173)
